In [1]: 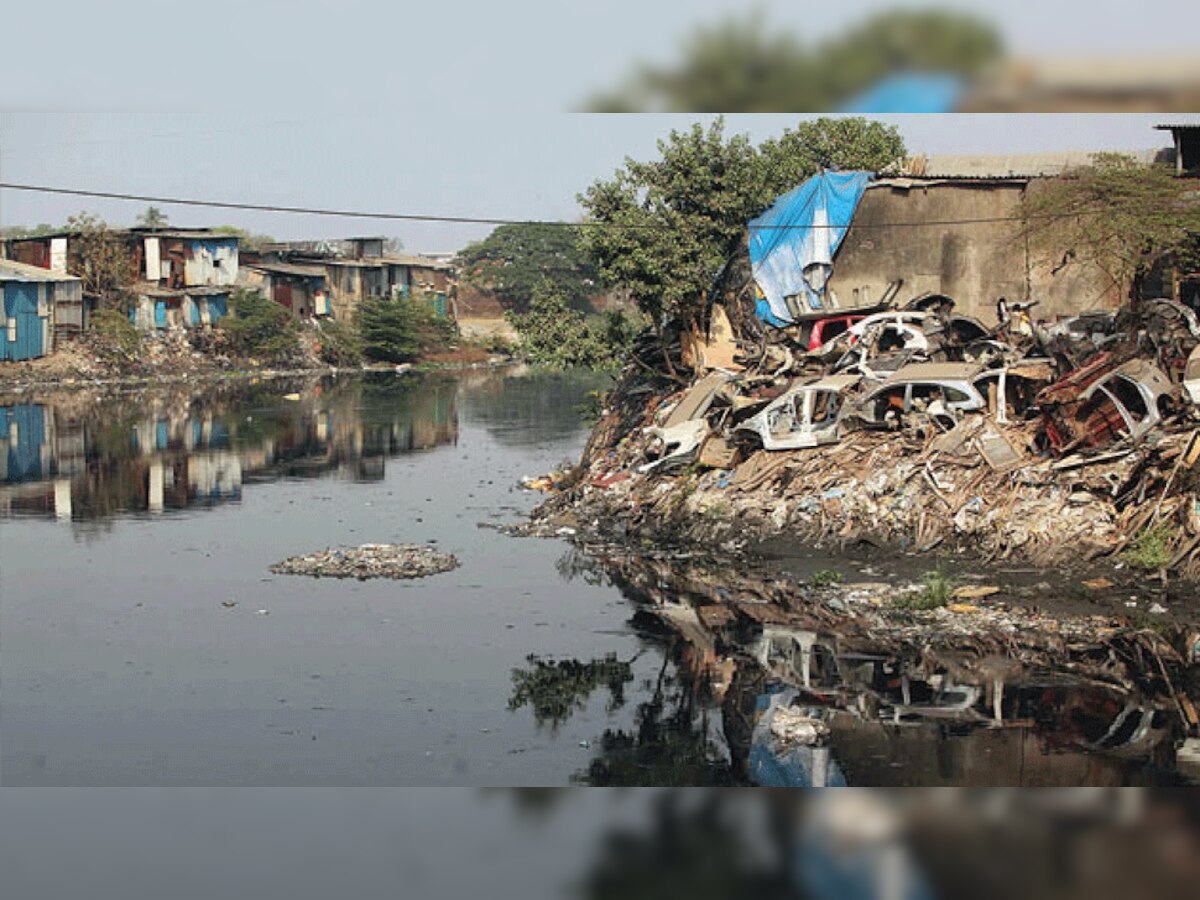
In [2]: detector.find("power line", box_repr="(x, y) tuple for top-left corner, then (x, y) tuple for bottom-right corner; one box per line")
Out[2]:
(0, 180), (1085, 230)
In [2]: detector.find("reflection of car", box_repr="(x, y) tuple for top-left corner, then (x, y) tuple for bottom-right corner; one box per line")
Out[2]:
(734, 375), (861, 450)
(842, 362), (988, 431)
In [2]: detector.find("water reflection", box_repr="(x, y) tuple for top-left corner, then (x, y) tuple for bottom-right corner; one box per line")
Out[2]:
(536, 549), (1190, 786)
(0, 374), (459, 531)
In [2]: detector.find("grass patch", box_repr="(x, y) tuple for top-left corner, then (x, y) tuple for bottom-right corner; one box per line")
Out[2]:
(809, 570), (844, 587)
(1122, 524), (1176, 572)
(894, 566), (958, 611)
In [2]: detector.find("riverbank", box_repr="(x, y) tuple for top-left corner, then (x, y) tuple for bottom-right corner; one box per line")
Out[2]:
(0, 337), (517, 400)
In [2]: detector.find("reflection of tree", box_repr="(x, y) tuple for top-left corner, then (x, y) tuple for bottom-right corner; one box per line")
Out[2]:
(578, 651), (740, 787)
(554, 547), (611, 586)
(578, 792), (797, 900)
(456, 370), (611, 448)
(507, 654), (634, 730)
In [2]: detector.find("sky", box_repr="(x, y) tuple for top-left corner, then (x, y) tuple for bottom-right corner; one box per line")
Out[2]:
(0, 113), (1185, 253)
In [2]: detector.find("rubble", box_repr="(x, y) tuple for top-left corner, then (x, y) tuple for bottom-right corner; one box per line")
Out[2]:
(269, 543), (459, 580)
(528, 292), (1200, 579)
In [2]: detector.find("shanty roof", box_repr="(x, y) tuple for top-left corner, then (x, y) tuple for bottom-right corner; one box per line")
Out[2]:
(381, 253), (452, 270)
(137, 229), (238, 242)
(1156, 123), (1200, 131)
(899, 149), (1167, 180)
(244, 261), (327, 278)
(0, 259), (80, 282)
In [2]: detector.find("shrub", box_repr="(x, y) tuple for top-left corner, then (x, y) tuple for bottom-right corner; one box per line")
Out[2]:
(357, 295), (456, 364)
(1123, 525), (1176, 571)
(87, 308), (142, 365)
(219, 289), (303, 365)
(895, 566), (958, 610)
(507, 284), (639, 369)
(314, 317), (363, 366)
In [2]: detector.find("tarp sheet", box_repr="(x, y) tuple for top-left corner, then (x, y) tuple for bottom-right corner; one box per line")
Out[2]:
(748, 171), (871, 326)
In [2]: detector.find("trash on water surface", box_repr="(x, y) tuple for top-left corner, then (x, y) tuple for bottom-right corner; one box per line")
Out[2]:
(269, 543), (460, 580)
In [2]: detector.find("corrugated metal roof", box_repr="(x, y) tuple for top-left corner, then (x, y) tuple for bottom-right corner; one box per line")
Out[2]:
(1156, 123), (1200, 131)
(244, 262), (327, 278)
(0, 259), (80, 282)
(901, 149), (1166, 179)
(380, 253), (452, 269)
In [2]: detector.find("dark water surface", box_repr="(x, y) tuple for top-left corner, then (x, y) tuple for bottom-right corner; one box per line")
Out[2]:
(0, 369), (1188, 785)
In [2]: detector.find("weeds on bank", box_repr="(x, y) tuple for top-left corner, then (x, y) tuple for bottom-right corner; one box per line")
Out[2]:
(809, 570), (844, 587)
(1122, 524), (1175, 572)
(894, 566), (958, 610)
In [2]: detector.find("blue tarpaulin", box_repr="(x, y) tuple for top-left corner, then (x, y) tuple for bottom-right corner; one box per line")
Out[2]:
(837, 72), (964, 113)
(748, 171), (871, 326)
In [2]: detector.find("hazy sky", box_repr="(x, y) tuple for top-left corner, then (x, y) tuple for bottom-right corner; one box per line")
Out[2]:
(0, 113), (1183, 253)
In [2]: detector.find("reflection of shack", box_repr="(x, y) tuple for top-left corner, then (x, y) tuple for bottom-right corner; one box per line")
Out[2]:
(186, 452), (243, 503)
(0, 405), (50, 482)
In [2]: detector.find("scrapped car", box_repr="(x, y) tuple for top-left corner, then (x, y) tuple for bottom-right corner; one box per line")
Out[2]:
(803, 314), (866, 352)
(1040, 358), (1177, 453)
(1185, 346), (1200, 406)
(842, 362), (989, 431)
(734, 374), (862, 450)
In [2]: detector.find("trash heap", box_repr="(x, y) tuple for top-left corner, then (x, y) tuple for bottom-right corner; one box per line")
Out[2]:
(534, 293), (1200, 578)
(270, 543), (459, 580)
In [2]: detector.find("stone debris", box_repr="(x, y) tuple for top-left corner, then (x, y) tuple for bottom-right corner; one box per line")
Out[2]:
(270, 543), (459, 580)
(770, 707), (829, 747)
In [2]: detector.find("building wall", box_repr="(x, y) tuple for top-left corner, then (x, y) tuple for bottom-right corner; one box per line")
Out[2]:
(183, 240), (238, 287)
(827, 181), (1121, 326)
(0, 281), (51, 361)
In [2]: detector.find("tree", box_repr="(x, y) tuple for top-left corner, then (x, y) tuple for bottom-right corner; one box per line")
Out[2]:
(460, 222), (600, 311)
(1018, 154), (1200, 303)
(1, 223), (58, 239)
(584, 8), (1002, 112)
(66, 212), (134, 312)
(135, 206), (169, 228)
(577, 117), (905, 359)
(357, 296), (455, 364)
(505, 283), (637, 369)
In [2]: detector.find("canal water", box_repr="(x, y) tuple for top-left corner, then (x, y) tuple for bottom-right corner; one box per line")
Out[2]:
(0, 369), (1187, 785)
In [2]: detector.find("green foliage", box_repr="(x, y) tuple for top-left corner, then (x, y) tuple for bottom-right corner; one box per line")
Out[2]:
(578, 117), (904, 334)
(314, 317), (363, 366)
(211, 225), (276, 252)
(357, 295), (455, 364)
(135, 206), (169, 228)
(895, 566), (958, 610)
(66, 212), (134, 311)
(1123, 524), (1176, 571)
(0, 223), (59, 239)
(1019, 154), (1200, 299)
(459, 222), (600, 311)
(508, 654), (634, 730)
(507, 284), (640, 369)
(87, 308), (142, 365)
(809, 569), (844, 587)
(219, 288), (302, 364)
(584, 8), (1002, 112)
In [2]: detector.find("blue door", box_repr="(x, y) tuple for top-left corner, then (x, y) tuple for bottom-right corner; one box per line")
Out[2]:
(155, 301), (168, 329)
(3, 282), (44, 361)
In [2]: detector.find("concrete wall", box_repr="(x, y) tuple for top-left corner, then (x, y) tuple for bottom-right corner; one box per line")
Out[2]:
(827, 180), (1121, 326)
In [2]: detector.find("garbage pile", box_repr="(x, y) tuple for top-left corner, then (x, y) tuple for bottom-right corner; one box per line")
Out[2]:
(270, 543), (459, 580)
(536, 293), (1200, 577)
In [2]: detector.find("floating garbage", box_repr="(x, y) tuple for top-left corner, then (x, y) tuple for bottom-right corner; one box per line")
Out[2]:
(270, 543), (460, 580)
